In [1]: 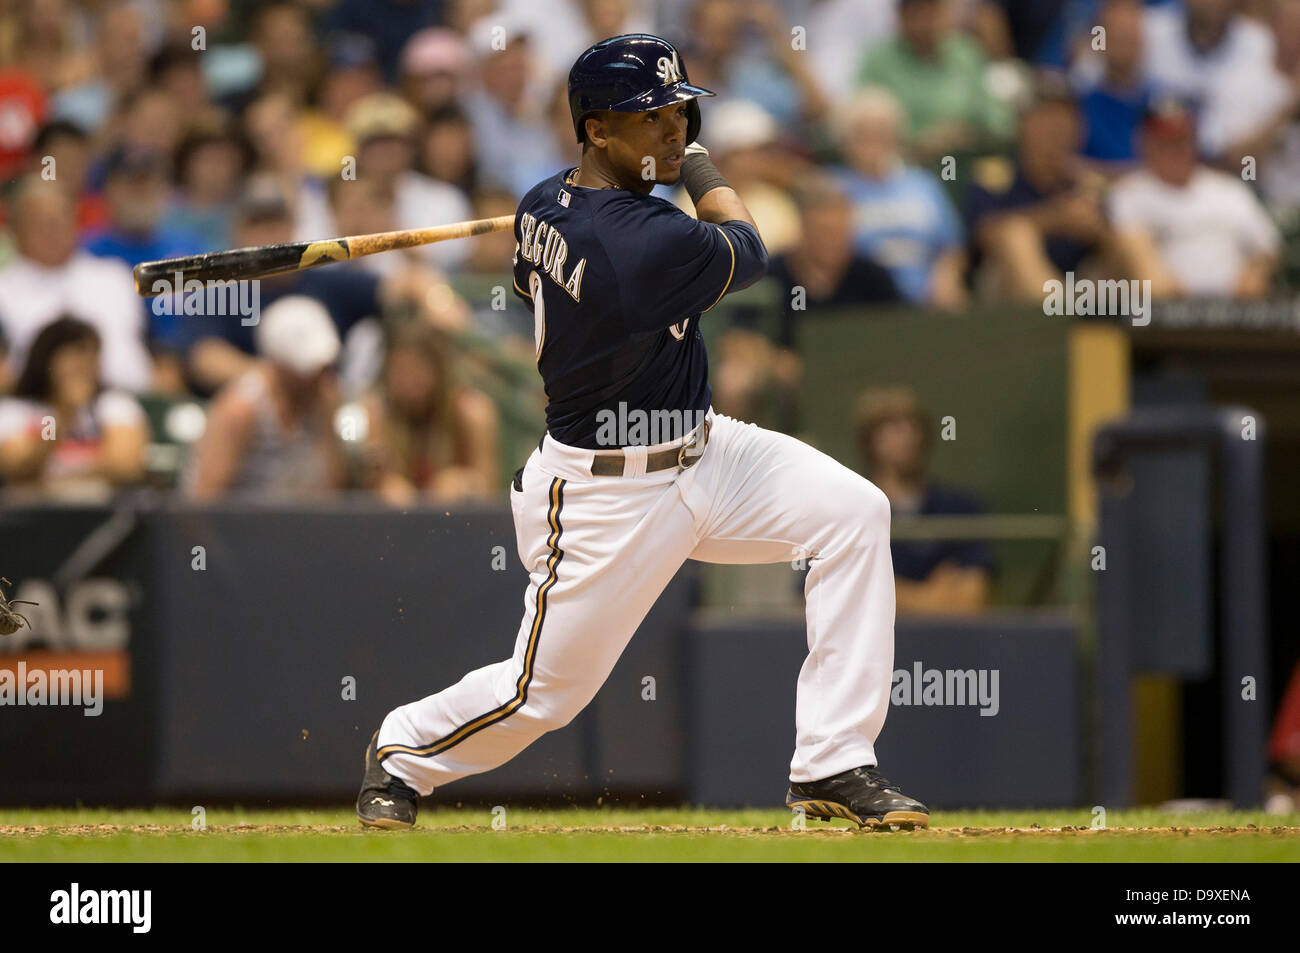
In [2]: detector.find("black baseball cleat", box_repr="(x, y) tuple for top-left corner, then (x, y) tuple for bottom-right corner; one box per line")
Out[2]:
(356, 730), (420, 830)
(786, 765), (930, 830)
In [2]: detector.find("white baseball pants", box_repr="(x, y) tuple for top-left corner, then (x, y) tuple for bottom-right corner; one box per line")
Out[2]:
(377, 410), (896, 793)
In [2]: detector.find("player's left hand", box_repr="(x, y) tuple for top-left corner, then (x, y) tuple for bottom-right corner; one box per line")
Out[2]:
(685, 141), (710, 158)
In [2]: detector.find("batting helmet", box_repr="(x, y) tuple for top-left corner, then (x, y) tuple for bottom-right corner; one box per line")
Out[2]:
(567, 34), (714, 145)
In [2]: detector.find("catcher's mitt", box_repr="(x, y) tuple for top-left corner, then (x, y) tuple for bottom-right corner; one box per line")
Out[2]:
(0, 577), (37, 636)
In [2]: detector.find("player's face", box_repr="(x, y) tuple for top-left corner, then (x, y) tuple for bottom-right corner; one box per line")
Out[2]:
(590, 102), (690, 191)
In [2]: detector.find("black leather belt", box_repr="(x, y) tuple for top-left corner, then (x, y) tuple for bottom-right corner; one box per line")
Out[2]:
(589, 418), (712, 477)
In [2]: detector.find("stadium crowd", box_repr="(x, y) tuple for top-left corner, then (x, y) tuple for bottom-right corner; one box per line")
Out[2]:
(0, 0), (1297, 503)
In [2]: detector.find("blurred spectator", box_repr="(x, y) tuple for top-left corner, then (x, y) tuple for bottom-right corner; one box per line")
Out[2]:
(242, 90), (333, 239)
(112, 86), (186, 158)
(83, 145), (207, 390)
(681, 0), (828, 127)
(833, 87), (968, 309)
(1110, 101), (1281, 299)
(30, 120), (107, 231)
(343, 91), (472, 271)
(0, 176), (151, 393)
(804, 0), (898, 105)
(359, 321), (500, 504)
(222, 1), (320, 112)
(966, 75), (1110, 300)
(1071, 0), (1152, 170)
(857, 0), (1014, 162)
(299, 33), (383, 179)
(0, 0), (92, 94)
(420, 104), (480, 194)
(324, 0), (445, 84)
(1223, 0), (1300, 225)
(0, 67), (49, 181)
(0, 316), (147, 498)
(854, 386), (993, 614)
(673, 99), (801, 256)
(716, 174), (898, 423)
(399, 28), (471, 118)
(766, 174), (901, 326)
(1141, 0), (1279, 158)
(148, 41), (213, 121)
(185, 295), (346, 499)
(510, 80), (584, 201)
(51, 0), (149, 133)
(182, 177), (468, 395)
(464, 187), (521, 275)
(164, 113), (253, 252)
(327, 175), (402, 278)
(463, 31), (555, 197)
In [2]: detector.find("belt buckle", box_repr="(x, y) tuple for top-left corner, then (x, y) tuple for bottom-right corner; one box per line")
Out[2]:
(677, 418), (710, 470)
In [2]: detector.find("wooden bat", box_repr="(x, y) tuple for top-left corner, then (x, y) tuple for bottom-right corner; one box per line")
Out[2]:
(132, 215), (516, 297)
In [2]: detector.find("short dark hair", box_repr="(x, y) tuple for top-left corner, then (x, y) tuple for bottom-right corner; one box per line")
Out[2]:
(13, 317), (101, 402)
(32, 120), (90, 155)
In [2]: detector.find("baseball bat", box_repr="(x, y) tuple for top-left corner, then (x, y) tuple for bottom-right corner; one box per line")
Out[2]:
(132, 214), (516, 297)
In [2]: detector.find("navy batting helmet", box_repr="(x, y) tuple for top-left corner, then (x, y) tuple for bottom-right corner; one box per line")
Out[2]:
(567, 34), (714, 145)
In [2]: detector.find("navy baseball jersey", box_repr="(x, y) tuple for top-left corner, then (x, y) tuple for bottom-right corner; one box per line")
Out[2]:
(512, 168), (768, 449)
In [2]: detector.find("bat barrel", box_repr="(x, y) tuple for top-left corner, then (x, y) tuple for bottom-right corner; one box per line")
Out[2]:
(133, 240), (352, 296)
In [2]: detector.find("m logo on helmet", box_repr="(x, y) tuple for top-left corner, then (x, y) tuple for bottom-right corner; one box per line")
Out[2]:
(656, 52), (682, 85)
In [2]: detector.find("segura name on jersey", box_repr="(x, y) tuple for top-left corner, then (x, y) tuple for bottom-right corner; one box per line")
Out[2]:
(517, 211), (587, 302)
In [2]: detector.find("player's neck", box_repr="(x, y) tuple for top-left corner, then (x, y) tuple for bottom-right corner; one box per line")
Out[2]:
(572, 154), (655, 195)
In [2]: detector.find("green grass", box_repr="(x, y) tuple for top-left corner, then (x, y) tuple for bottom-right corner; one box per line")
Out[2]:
(3, 806), (1298, 862)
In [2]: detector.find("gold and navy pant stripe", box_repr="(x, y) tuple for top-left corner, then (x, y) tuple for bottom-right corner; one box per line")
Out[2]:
(378, 477), (566, 762)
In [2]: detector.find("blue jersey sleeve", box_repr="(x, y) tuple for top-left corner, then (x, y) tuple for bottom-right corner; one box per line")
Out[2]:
(600, 199), (768, 334)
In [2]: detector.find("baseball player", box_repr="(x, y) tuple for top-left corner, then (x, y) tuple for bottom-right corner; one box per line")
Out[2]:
(358, 34), (929, 831)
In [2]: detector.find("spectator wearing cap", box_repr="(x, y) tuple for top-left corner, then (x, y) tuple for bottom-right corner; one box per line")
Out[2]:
(299, 32), (383, 179)
(1070, 0), (1153, 171)
(0, 67), (48, 181)
(342, 92), (472, 272)
(857, 0), (1014, 162)
(965, 75), (1111, 300)
(324, 0), (444, 84)
(83, 145), (207, 368)
(0, 175), (151, 394)
(854, 386), (994, 615)
(185, 295), (347, 500)
(1140, 0), (1279, 159)
(399, 28), (471, 118)
(1110, 101), (1281, 300)
(833, 87), (967, 309)
(0, 316), (148, 500)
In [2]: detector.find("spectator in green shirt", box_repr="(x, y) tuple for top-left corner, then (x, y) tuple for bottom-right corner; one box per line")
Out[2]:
(857, 0), (1014, 162)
